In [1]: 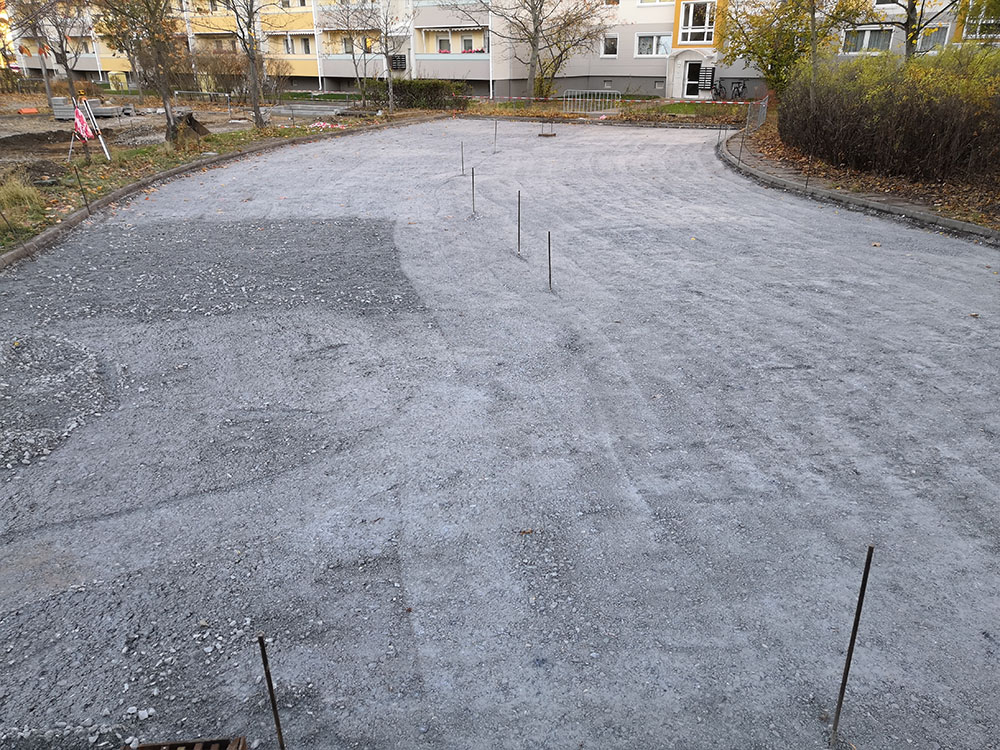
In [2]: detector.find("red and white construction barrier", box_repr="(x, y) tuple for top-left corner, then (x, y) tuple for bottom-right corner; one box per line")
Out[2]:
(462, 95), (757, 105)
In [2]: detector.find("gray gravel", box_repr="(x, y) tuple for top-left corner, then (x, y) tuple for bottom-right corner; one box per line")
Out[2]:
(1, 120), (999, 750)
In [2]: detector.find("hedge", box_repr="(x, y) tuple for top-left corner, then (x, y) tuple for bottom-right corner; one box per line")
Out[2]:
(778, 47), (1000, 181)
(367, 78), (469, 110)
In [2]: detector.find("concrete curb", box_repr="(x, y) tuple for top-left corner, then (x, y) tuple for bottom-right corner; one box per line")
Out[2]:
(717, 131), (1000, 246)
(0, 113), (448, 273)
(459, 113), (736, 130)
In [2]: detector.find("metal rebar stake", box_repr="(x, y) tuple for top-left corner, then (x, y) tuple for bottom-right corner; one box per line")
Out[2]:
(471, 167), (476, 214)
(547, 231), (552, 291)
(830, 545), (875, 748)
(73, 166), (91, 216)
(517, 190), (521, 256)
(257, 635), (287, 750)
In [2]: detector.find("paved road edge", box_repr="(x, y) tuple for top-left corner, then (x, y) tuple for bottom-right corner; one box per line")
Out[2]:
(0, 113), (448, 273)
(717, 131), (1000, 247)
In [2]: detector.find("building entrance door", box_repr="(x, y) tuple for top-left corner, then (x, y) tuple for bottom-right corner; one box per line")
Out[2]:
(684, 61), (701, 98)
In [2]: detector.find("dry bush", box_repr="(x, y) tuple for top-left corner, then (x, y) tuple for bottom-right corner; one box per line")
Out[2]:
(0, 170), (43, 234)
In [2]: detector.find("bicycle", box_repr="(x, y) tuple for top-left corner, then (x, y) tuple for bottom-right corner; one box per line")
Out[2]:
(712, 80), (727, 100)
(730, 80), (747, 99)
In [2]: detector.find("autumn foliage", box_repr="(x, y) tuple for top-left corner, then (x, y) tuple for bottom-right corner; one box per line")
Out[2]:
(779, 47), (1000, 180)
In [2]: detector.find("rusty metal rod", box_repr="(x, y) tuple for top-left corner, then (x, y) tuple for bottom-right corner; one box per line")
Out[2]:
(517, 190), (521, 257)
(547, 231), (552, 291)
(257, 634), (287, 750)
(830, 545), (875, 747)
(73, 165), (91, 216)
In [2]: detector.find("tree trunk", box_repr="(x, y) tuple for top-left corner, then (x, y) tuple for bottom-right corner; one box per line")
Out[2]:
(384, 55), (394, 114)
(526, 31), (539, 98)
(38, 49), (53, 107)
(904, 0), (918, 58)
(247, 43), (265, 127)
(65, 64), (77, 99)
(155, 54), (180, 141)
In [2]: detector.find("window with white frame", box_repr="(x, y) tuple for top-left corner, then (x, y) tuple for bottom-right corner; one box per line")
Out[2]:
(918, 24), (948, 51)
(437, 35), (451, 52)
(680, 1), (715, 43)
(602, 34), (618, 56)
(843, 27), (891, 53)
(636, 33), (669, 55)
(284, 36), (293, 54)
(462, 35), (473, 51)
(301, 36), (310, 54)
(966, 16), (1000, 38)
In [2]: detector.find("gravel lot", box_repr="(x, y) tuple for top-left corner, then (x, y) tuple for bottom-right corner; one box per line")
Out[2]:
(1, 120), (998, 750)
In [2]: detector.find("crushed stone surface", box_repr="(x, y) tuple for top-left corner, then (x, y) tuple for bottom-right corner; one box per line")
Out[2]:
(0, 121), (998, 750)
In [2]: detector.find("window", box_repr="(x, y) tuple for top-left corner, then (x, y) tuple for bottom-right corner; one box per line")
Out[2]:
(208, 0), (217, 10)
(299, 0), (307, 5)
(364, 37), (374, 53)
(843, 27), (892, 53)
(602, 35), (618, 56)
(484, 30), (490, 52)
(967, 16), (1000, 38)
(603, 79), (613, 88)
(214, 38), (223, 51)
(680, 1), (715, 43)
(918, 25), (948, 51)
(301, 37), (310, 54)
(462, 36), (473, 51)
(284, 36), (293, 54)
(81, 39), (91, 53)
(280, 0), (290, 7)
(636, 34), (670, 55)
(342, 37), (352, 54)
(437, 35), (451, 52)
(654, 79), (664, 89)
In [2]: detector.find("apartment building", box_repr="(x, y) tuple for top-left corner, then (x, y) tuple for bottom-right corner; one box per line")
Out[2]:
(12, 0), (751, 99)
(840, 2), (998, 56)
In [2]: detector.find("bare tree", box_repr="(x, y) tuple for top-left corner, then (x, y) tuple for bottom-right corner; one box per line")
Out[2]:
(319, 0), (375, 106)
(220, 0), (276, 127)
(369, 0), (409, 113)
(38, 0), (92, 95)
(8, 0), (57, 104)
(93, 0), (186, 140)
(447, 0), (612, 97)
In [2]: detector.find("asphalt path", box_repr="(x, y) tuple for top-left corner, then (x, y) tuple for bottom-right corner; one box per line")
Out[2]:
(1, 120), (998, 750)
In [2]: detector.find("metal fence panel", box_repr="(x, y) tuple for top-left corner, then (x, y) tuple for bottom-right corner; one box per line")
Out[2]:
(562, 89), (622, 114)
